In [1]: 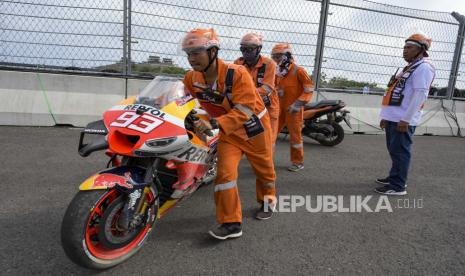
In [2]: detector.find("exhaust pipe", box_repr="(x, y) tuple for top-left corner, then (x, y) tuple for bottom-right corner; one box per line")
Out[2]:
(307, 133), (326, 140)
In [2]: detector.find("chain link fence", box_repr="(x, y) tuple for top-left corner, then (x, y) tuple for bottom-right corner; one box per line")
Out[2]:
(322, 0), (459, 94)
(130, 0), (321, 74)
(1, 0), (124, 71)
(1, 0), (464, 98)
(457, 48), (465, 97)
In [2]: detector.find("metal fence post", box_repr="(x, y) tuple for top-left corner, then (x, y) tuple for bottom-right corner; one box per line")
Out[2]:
(448, 12), (465, 99)
(312, 0), (330, 101)
(127, 0), (133, 76)
(122, 0), (128, 77)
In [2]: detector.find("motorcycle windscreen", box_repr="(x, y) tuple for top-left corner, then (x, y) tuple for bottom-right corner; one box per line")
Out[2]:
(135, 76), (197, 120)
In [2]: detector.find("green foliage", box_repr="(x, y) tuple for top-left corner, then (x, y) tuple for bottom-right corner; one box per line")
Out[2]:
(132, 64), (186, 75)
(100, 68), (121, 73)
(98, 63), (186, 76)
(159, 66), (186, 75)
(324, 76), (378, 89)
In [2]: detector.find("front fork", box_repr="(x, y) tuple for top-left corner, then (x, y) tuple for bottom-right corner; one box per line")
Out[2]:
(118, 186), (153, 230)
(118, 159), (159, 231)
(105, 151), (122, 168)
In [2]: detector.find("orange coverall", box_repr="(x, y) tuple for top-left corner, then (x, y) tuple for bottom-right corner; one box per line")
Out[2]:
(276, 63), (314, 164)
(183, 58), (276, 224)
(234, 55), (280, 145)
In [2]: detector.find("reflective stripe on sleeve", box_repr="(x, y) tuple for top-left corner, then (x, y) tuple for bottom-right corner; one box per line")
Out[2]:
(262, 84), (273, 96)
(257, 108), (267, 119)
(234, 104), (254, 118)
(304, 87), (314, 93)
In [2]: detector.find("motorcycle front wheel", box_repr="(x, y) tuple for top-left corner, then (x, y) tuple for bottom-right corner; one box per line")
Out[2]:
(61, 188), (158, 269)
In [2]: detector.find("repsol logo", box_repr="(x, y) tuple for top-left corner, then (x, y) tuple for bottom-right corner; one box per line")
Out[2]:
(176, 146), (209, 162)
(124, 104), (166, 119)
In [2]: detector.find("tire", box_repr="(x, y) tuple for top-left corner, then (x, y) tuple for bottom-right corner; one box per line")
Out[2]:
(316, 121), (345, 146)
(61, 188), (158, 269)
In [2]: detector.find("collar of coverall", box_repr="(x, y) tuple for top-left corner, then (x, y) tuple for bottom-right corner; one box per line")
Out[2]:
(195, 58), (228, 86)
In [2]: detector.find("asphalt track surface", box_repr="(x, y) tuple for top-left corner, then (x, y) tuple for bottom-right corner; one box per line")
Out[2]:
(1, 126), (464, 275)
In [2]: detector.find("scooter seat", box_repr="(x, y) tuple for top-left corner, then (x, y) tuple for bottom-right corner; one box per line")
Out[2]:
(304, 100), (341, 110)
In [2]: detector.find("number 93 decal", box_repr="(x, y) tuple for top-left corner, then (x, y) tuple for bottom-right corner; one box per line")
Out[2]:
(110, 111), (164, 134)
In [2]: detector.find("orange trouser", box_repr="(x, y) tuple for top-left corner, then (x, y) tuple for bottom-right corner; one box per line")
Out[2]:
(277, 108), (304, 164)
(266, 103), (280, 147)
(214, 118), (276, 224)
(269, 115), (279, 146)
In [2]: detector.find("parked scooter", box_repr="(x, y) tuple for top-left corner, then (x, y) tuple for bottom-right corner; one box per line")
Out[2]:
(282, 100), (351, 146)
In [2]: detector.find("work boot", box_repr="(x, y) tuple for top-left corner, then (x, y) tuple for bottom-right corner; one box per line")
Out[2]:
(288, 163), (304, 172)
(255, 202), (276, 220)
(208, 223), (242, 240)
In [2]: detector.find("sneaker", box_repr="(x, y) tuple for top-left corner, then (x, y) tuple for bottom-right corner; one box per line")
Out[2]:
(208, 223), (242, 240)
(255, 202), (276, 220)
(374, 185), (407, 196)
(375, 177), (389, 185)
(288, 163), (304, 172)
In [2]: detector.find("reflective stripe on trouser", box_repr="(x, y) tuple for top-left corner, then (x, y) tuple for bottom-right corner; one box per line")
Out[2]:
(215, 115), (276, 224)
(277, 107), (304, 164)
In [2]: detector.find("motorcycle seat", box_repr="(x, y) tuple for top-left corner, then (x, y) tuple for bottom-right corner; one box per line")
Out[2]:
(304, 100), (341, 111)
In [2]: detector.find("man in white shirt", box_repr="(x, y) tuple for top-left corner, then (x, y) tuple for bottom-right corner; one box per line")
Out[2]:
(375, 33), (435, 195)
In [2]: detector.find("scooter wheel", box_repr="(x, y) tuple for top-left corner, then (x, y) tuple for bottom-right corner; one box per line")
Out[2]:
(316, 122), (345, 146)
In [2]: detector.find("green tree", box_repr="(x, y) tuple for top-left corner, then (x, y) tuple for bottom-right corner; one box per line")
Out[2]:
(99, 63), (187, 76)
(326, 76), (378, 89)
(132, 64), (186, 75)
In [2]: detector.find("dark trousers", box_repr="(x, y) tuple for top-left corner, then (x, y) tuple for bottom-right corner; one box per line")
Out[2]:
(385, 121), (416, 191)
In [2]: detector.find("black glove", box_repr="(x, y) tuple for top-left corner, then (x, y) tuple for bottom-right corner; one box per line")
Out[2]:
(193, 118), (213, 137)
(210, 118), (219, 129)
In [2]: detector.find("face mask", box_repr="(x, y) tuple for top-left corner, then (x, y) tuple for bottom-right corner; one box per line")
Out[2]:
(276, 55), (291, 77)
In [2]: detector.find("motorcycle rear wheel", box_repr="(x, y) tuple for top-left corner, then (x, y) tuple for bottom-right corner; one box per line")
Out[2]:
(314, 121), (345, 147)
(61, 188), (158, 269)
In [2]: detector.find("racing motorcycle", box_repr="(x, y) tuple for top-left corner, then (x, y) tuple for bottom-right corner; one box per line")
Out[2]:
(61, 76), (218, 269)
(281, 99), (351, 146)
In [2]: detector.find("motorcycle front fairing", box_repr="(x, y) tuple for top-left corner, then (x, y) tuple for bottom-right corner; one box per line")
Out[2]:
(78, 119), (109, 157)
(79, 77), (217, 203)
(102, 76), (207, 159)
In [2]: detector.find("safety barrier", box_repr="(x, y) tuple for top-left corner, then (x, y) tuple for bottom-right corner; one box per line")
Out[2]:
(318, 92), (465, 136)
(1, 70), (464, 137)
(0, 70), (150, 126)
